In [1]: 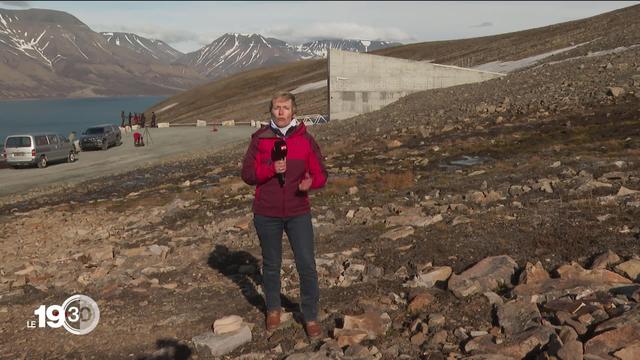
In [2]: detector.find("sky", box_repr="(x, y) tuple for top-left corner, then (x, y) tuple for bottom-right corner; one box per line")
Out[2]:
(1, 1), (638, 53)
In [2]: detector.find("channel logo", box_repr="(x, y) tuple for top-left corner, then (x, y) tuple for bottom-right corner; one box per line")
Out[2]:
(27, 294), (100, 335)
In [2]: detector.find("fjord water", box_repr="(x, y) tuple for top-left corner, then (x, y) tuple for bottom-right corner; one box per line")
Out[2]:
(0, 96), (166, 144)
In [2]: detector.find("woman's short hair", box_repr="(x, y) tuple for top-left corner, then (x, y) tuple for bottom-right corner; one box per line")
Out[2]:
(269, 92), (297, 113)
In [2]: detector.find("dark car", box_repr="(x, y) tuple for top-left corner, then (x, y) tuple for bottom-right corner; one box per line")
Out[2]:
(80, 124), (122, 151)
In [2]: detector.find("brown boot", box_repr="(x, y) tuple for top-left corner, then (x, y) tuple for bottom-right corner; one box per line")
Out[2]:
(305, 321), (322, 339)
(265, 310), (281, 331)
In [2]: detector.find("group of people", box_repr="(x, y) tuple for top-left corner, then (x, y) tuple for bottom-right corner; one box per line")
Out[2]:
(120, 110), (157, 129)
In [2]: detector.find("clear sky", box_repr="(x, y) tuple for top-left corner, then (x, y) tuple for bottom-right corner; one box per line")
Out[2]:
(1, 1), (638, 53)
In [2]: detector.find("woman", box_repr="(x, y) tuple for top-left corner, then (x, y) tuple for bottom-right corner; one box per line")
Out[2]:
(241, 92), (327, 338)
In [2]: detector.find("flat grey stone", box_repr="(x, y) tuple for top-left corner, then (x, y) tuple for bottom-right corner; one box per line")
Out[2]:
(192, 324), (251, 357)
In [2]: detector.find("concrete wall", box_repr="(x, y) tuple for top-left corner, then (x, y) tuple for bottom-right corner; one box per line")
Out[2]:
(329, 49), (505, 120)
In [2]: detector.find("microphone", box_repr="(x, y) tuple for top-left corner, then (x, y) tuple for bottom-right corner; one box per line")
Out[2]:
(272, 140), (288, 187)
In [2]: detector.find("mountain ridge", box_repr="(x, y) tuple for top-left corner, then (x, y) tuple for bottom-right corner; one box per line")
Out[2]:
(0, 7), (204, 99)
(0, 8), (403, 100)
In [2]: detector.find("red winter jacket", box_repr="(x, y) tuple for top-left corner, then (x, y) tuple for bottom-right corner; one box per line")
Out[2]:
(241, 122), (327, 217)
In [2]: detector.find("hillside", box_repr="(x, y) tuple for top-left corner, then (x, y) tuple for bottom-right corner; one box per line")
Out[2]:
(148, 4), (640, 124)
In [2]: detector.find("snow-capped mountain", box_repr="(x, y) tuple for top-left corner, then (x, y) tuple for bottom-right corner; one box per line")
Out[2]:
(177, 33), (300, 79)
(295, 39), (402, 59)
(0, 7), (402, 98)
(0, 8), (203, 99)
(0, 8), (100, 70)
(101, 32), (182, 63)
(178, 33), (402, 79)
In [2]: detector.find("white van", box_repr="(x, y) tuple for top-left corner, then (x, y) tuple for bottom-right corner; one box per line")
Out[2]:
(2, 133), (76, 168)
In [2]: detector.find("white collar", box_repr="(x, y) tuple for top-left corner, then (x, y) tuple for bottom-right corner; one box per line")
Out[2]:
(270, 118), (298, 137)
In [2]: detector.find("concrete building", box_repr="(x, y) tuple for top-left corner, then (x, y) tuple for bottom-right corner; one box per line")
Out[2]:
(328, 49), (505, 120)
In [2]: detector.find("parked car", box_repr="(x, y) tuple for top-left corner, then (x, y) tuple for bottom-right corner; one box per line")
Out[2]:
(3, 133), (76, 168)
(80, 124), (121, 151)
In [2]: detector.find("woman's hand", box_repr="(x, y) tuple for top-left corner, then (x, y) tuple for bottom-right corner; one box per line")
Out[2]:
(298, 172), (312, 191)
(274, 160), (286, 174)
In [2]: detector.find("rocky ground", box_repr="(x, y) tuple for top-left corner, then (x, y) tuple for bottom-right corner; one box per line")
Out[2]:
(1, 41), (640, 360)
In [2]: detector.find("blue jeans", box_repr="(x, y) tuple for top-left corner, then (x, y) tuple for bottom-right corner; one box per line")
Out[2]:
(254, 213), (319, 322)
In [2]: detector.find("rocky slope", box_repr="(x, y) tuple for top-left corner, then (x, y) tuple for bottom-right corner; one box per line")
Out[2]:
(0, 18), (639, 359)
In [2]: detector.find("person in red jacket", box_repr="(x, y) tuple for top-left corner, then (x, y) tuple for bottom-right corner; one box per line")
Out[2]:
(241, 92), (327, 339)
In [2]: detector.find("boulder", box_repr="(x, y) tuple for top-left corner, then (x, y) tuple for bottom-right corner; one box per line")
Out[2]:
(407, 292), (435, 314)
(333, 329), (369, 347)
(406, 266), (452, 288)
(617, 186), (639, 197)
(497, 299), (542, 336)
(448, 256), (518, 298)
(614, 341), (640, 360)
(340, 311), (391, 340)
(615, 259), (640, 281)
(591, 250), (621, 269)
(607, 86), (625, 97)
(585, 323), (640, 358)
(557, 262), (632, 284)
(464, 326), (555, 358)
(557, 340), (583, 360)
(212, 315), (243, 335)
(518, 261), (550, 284)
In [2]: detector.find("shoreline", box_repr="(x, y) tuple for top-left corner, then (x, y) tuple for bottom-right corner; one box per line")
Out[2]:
(0, 94), (173, 103)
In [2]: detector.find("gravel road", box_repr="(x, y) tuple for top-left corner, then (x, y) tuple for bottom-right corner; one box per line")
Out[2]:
(0, 126), (254, 197)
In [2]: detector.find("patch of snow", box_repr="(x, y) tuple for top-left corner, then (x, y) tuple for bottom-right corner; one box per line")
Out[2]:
(102, 32), (113, 36)
(94, 41), (111, 54)
(473, 41), (591, 73)
(135, 37), (154, 54)
(52, 54), (66, 65)
(115, 37), (120, 46)
(8, 29), (54, 69)
(540, 43), (640, 67)
(0, 13), (7, 27)
(62, 33), (88, 60)
(584, 44), (640, 57)
(291, 80), (327, 94)
(157, 102), (178, 113)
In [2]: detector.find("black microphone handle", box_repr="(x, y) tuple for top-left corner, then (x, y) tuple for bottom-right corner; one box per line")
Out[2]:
(276, 157), (285, 186)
